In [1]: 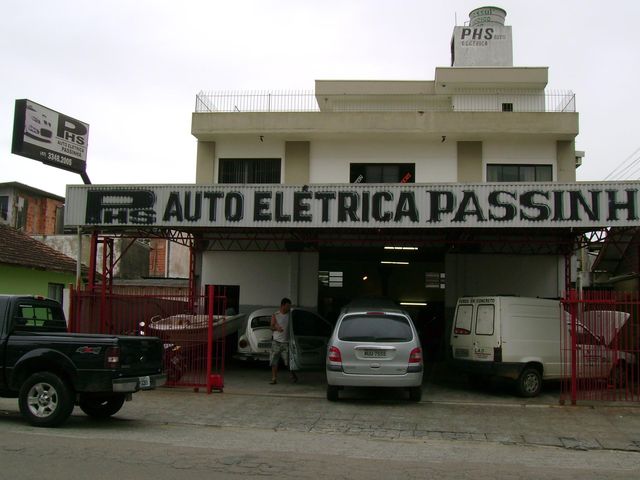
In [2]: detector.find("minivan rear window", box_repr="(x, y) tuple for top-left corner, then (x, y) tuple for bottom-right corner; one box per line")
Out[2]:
(338, 314), (413, 342)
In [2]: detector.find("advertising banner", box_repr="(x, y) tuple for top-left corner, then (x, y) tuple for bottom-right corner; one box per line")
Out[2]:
(11, 99), (89, 175)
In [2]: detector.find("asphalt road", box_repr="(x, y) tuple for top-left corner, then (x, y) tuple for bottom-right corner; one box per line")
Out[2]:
(1, 390), (639, 479)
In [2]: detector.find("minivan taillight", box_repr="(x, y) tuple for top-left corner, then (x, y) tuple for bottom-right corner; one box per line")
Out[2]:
(454, 327), (471, 335)
(328, 346), (342, 363)
(105, 347), (121, 369)
(408, 347), (422, 364)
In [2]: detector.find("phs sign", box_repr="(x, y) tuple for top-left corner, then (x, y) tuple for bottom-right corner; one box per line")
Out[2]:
(12, 99), (89, 175)
(65, 183), (640, 229)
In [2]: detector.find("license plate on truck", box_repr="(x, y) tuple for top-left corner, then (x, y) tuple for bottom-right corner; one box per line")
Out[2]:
(139, 376), (151, 388)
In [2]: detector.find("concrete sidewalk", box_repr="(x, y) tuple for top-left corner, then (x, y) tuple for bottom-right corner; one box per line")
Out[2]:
(128, 361), (640, 453)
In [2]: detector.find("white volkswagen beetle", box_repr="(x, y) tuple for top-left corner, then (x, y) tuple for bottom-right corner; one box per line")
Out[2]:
(236, 306), (333, 370)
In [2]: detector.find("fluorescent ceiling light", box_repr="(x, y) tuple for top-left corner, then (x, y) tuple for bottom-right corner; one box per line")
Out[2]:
(384, 246), (418, 251)
(400, 302), (428, 306)
(380, 261), (409, 265)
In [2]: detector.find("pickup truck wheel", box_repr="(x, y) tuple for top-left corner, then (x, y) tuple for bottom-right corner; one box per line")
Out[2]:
(516, 367), (542, 397)
(79, 394), (126, 418)
(18, 372), (74, 428)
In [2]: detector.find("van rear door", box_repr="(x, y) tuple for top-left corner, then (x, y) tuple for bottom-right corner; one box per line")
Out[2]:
(472, 301), (499, 362)
(451, 300), (474, 360)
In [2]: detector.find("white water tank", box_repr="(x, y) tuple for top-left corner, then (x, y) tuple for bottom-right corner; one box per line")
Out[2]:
(469, 6), (507, 27)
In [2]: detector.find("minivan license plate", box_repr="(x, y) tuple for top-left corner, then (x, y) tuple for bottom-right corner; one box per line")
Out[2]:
(139, 376), (151, 388)
(363, 350), (386, 358)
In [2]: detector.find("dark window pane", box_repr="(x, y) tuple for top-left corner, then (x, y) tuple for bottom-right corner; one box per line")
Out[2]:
(219, 159), (280, 184)
(520, 166), (536, 181)
(486, 164), (553, 182)
(536, 165), (553, 181)
(292, 310), (332, 337)
(350, 163), (415, 183)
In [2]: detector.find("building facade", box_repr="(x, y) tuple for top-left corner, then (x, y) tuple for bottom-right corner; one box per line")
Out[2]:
(189, 7), (580, 318)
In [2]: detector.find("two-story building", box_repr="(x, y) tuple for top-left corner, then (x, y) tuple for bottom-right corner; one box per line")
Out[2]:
(63, 7), (639, 348)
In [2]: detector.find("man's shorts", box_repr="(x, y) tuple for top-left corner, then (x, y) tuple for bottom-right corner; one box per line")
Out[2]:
(270, 340), (289, 367)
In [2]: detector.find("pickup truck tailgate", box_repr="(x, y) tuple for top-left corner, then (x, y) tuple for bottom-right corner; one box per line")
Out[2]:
(117, 336), (164, 376)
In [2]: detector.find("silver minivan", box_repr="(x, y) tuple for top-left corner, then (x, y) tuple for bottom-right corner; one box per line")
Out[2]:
(325, 303), (423, 401)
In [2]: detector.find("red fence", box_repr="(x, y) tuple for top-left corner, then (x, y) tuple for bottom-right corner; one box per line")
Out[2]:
(561, 290), (640, 404)
(69, 285), (234, 393)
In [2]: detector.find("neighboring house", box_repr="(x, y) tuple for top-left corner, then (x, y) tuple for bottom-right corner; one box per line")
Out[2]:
(0, 223), (80, 305)
(0, 181), (64, 234)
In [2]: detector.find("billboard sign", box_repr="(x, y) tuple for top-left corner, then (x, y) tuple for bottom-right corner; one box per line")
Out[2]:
(11, 99), (89, 175)
(64, 182), (640, 229)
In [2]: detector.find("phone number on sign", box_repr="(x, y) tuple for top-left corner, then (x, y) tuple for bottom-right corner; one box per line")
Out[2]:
(47, 152), (73, 167)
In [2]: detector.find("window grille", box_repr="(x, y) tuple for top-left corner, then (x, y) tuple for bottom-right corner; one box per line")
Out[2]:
(219, 158), (281, 184)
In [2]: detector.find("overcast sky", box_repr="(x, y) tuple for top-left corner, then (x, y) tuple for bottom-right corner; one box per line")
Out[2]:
(2, 0), (639, 197)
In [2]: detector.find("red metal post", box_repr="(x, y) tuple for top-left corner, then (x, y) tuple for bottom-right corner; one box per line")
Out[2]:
(88, 231), (98, 292)
(206, 285), (214, 394)
(569, 289), (578, 406)
(188, 244), (196, 313)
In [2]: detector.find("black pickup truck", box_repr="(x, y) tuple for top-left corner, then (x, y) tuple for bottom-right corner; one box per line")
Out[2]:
(0, 295), (166, 427)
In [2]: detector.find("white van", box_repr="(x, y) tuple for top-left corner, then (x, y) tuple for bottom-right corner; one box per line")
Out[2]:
(450, 296), (634, 397)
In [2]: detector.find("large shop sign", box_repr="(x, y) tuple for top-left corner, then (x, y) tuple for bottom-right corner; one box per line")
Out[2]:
(65, 183), (640, 229)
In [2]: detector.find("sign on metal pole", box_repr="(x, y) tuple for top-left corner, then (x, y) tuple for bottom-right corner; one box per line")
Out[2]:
(11, 99), (90, 183)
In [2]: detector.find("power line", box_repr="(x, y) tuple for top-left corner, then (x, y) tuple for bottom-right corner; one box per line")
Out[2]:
(604, 146), (640, 180)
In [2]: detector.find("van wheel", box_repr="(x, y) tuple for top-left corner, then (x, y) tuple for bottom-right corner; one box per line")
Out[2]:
(408, 386), (422, 402)
(327, 385), (339, 401)
(18, 372), (74, 427)
(609, 362), (628, 388)
(516, 368), (542, 397)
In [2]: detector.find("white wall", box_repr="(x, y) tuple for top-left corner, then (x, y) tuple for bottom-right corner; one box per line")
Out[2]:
(200, 251), (319, 311)
(310, 139), (457, 183)
(445, 253), (563, 311)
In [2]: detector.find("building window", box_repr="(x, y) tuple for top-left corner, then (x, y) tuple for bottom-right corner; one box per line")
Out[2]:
(487, 164), (552, 182)
(501, 102), (514, 112)
(0, 196), (8, 221)
(219, 158), (281, 184)
(15, 196), (28, 230)
(350, 163), (415, 183)
(319, 271), (343, 288)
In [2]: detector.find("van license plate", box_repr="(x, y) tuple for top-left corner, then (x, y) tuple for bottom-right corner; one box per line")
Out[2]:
(455, 348), (469, 358)
(139, 376), (151, 388)
(363, 350), (386, 358)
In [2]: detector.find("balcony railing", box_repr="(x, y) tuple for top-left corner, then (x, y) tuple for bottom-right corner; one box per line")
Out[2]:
(195, 90), (576, 113)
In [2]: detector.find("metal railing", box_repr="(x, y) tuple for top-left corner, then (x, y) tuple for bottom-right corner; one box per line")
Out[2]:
(195, 89), (576, 113)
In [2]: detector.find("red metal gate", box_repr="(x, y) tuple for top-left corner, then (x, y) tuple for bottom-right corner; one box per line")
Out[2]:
(69, 285), (232, 393)
(561, 290), (640, 404)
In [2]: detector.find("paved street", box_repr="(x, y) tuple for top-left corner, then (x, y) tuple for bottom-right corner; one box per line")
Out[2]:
(1, 362), (639, 478)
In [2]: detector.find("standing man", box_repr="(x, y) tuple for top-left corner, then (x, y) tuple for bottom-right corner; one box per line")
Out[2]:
(269, 297), (297, 384)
